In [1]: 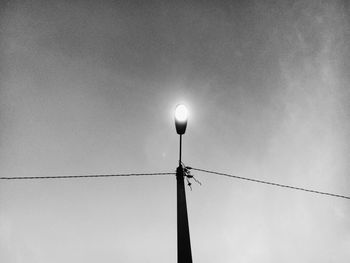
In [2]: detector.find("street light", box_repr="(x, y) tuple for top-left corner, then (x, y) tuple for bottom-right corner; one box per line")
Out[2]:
(175, 104), (188, 135)
(174, 104), (192, 263)
(175, 104), (188, 165)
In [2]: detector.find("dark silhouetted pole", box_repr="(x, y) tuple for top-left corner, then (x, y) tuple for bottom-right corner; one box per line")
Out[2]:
(174, 104), (193, 263)
(179, 134), (182, 166)
(176, 164), (192, 262)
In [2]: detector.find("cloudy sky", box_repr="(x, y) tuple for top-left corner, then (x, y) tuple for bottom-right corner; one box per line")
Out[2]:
(1, 0), (350, 262)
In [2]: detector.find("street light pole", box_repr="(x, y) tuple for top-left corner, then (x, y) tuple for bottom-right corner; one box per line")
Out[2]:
(179, 134), (182, 166)
(175, 104), (193, 263)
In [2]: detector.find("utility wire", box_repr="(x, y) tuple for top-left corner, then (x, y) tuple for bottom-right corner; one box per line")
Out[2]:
(189, 167), (350, 200)
(3, 167), (349, 200)
(0, 172), (175, 180)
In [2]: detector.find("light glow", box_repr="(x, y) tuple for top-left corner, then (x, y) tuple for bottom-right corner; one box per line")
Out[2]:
(175, 104), (188, 122)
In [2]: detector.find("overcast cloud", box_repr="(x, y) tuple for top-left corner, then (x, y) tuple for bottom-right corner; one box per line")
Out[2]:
(1, 1), (350, 262)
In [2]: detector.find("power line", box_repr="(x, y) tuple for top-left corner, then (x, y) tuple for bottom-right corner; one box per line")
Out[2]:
(2, 167), (349, 200)
(189, 167), (350, 200)
(0, 172), (175, 180)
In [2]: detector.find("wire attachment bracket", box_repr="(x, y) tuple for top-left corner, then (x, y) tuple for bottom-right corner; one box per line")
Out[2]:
(181, 163), (202, 190)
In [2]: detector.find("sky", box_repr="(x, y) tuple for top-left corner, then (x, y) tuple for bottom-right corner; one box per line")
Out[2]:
(1, 0), (350, 262)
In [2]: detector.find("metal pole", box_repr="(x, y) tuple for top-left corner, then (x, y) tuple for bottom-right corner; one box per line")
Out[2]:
(176, 134), (192, 263)
(179, 134), (182, 166)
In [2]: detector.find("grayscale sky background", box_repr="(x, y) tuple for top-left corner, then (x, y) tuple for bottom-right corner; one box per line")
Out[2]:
(1, 0), (350, 262)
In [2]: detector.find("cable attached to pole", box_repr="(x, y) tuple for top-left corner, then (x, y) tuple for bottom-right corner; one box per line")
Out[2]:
(187, 167), (350, 200)
(0, 172), (175, 180)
